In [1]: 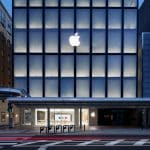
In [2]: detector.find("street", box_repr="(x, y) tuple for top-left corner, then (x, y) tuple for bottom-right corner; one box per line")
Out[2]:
(0, 139), (150, 150)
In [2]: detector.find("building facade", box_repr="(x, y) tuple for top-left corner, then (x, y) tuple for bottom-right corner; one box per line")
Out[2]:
(12, 0), (142, 128)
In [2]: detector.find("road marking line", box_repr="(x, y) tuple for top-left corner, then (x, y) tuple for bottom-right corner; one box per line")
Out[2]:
(77, 140), (99, 146)
(13, 140), (47, 147)
(133, 139), (149, 146)
(105, 139), (124, 146)
(38, 141), (65, 150)
(0, 143), (17, 145)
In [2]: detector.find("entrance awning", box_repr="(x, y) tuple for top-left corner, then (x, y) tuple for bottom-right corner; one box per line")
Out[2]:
(7, 97), (150, 108)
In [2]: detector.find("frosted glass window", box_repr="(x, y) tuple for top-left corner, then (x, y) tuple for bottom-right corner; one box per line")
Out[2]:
(93, 0), (106, 7)
(108, 0), (121, 7)
(93, 9), (105, 29)
(124, 0), (137, 7)
(45, 9), (58, 29)
(77, 78), (89, 97)
(29, 0), (42, 7)
(61, 55), (74, 77)
(108, 30), (121, 53)
(124, 30), (137, 53)
(14, 55), (27, 77)
(45, 78), (58, 97)
(77, 9), (90, 29)
(92, 78), (105, 97)
(108, 9), (121, 29)
(92, 30), (105, 53)
(14, 30), (27, 53)
(108, 55), (121, 77)
(14, 0), (27, 7)
(77, 30), (89, 53)
(29, 78), (43, 97)
(29, 9), (42, 29)
(29, 55), (42, 77)
(92, 56), (105, 77)
(45, 30), (58, 53)
(14, 9), (26, 29)
(124, 56), (136, 77)
(123, 78), (136, 97)
(61, 78), (74, 97)
(77, 55), (89, 77)
(61, 30), (74, 53)
(61, 9), (74, 29)
(108, 78), (121, 97)
(29, 30), (42, 53)
(77, 0), (90, 7)
(45, 0), (58, 6)
(45, 55), (58, 77)
(61, 0), (74, 6)
(124, 9), (137, 29)
(14, 78), (27, 91)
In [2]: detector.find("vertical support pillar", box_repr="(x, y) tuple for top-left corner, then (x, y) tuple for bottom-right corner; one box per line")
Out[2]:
(80, 107), (82, 129)
(47, 108), (50, 127)
(8, 103), (13, 129)
(142, 108), (148, 128)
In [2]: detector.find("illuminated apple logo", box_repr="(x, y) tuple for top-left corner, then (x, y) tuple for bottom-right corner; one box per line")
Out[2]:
(69, 32), (80, 47)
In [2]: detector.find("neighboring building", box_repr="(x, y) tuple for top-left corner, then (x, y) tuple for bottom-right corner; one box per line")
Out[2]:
(11, 0), (150, 128)
(0, 1), (12, 87)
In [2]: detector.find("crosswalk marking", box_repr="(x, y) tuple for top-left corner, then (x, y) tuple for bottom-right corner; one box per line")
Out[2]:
(13, 140), (47, 147)
(77, 140), (99, 146)
(38, 141), (65, 150)
(0, 143), (17, 145)
(105, 139), (124, 146)
(133, 139), (149, 146)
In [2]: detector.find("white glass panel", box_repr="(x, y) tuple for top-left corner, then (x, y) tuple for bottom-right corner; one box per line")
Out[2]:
(14, 55), (27, 77)
(92, 30), (105, 53)
(45, 9), (58, 29)
(77, 9), (90, 29)
(14, 9), (26, 29)
(124, 9), (137, 29)
(108, 0), (121, 7)
(29, 9), (42, 29)
(61, 9), (74, 29)
(77, 55), (89, 77)
(124, 56), (136, 77)
(93, 0), (106, 7)
(29, 55), (42, 77)
(108, 9), (121, 29)
(29, 0), (42, 7)
(45, 78), (58, 97)
(92, 56), (105, 77)
(77, 78), (89, 97)
(93, 9), (105, 29)
(77, 30), (89, 53)
(108, 30), (121, 53)
(92, 78), (105, 97)
(108, 55), (121, 77)
(61, 0), (74, 6)
(61, 55), (74, 77)
(14, 0), (27, 7)
(29, 78), (43, 97)
(124, 29), (137, 53)
(45, 0), (58, 6)
(108, 78), (121, 97)
(77, 0), (90, 7)
(14, 77), (27, 90)
(45, 55), (58, 77)
(45, 30), (58, 53)
(123, 78), (136, 97)
(14, 30), (27, 53)
(124, 0), (137, 7)
(61, 78), (74, 97)
(29, 30), (42, 53)
(61, 30), (74, 53)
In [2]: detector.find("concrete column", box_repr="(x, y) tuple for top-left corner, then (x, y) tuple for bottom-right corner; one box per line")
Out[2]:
(47, 108), (50, 127)
(142, 108), (148, 128)
(31, 108), (35, 127)
(75, 108), (79, 126)
(80, 107), (82, 129)
(8, 103), (13, 129)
